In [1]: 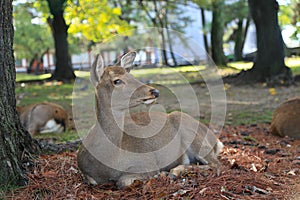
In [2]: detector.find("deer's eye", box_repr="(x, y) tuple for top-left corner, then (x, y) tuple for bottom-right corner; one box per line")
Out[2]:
(113, 79), (123, 85)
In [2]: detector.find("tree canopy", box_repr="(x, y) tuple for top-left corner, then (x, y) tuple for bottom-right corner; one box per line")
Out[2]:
(66, 0), (133, 43)
(13, 4), (53, 60)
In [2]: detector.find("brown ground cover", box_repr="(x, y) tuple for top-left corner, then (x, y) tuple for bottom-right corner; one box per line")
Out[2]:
(5, 124), (300, 200)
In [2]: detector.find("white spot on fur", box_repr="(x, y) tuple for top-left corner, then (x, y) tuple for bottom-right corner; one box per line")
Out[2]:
(86, 175), (97, 185)
(216, 141), (224, 155)
(182, 153), (190, 165)
(143, 99), (156, 105)
(40, 119), (64, 134)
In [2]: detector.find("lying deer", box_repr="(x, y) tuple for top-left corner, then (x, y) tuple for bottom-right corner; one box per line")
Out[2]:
(77, 51), (224, 188)
(17, 102), (69, 135)
(270, 97), (300, 139)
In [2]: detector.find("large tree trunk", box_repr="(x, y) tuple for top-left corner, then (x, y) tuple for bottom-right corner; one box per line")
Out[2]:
(211, 1), (227, 66)
(46, 0), (76, 82)
(247, 0), (293, 84)
(0, 0), (39, 187)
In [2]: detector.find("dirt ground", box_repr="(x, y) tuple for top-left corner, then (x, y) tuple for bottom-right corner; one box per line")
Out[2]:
(5, 124), (300, 199)
(5, 83), (300, 199)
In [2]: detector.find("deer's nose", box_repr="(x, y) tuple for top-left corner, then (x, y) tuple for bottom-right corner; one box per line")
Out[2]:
(150, 89), (159, 98)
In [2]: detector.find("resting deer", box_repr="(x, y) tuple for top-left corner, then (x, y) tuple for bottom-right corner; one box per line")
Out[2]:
(17, 102), (69, 135)
(77, 51), (223, 188)
(270, 97), (300, 139)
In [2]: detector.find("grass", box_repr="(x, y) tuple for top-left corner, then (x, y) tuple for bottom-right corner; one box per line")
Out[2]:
(131, 65), (207, 84)
(16, 57), (300, 84)
(227, 110), (273, 125)
(16, 73), (51, 82)
(227, 62), (253, 70)
(227, 57), (300, 76)
(34, 130), (80, 143)
(0, 179), (22, 195)
(14, 57), (300, 141)
(16, 83), (74, 108)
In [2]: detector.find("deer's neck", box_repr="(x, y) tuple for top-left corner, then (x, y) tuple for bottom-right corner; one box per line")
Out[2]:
(96, 94), (125, 146)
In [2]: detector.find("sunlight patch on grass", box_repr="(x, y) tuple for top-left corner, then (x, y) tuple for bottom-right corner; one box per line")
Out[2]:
(227, 62), (253, 70)
(285, 57), (300, 67)
(16, 73), (51, 82)
(130, 65), (207, 84)
(286, 57), (300, 75)
(75, 70), (90, 78)
(131, 65), (206, 76)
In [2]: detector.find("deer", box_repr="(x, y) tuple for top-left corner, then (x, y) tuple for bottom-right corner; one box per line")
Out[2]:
(77, 51), (224, 188)
(17, 102), (69, 135)
(270, 97), (300, 139)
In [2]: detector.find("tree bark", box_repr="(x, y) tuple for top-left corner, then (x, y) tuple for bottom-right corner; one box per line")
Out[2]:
(200, 7), (210, 55)
(46, 0), (76, 82)
(0, 0), (40, 187)
(211, 1), (227, 66)
(165, 8), (177, 66)
(247, 0), (293, 84)
(241, 15), (251, 57)
(154, 0), (170, 66)
(234, 19), (244, 61)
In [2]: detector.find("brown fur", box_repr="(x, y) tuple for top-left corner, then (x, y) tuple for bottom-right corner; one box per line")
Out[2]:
(270, 97), (300, 139)
(17, 102), (69, 135)
(77, 52), (223, 188)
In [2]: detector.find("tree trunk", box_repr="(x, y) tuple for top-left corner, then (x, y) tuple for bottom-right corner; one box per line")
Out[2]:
(234, 19), (244, 61)
(154, 0), (170, 66)
(200, 7), (210, 55)
(46, 0), (76, 82)
(0, 0), (40, 187)
(165, 8), (177, 66)
(241, 15), (251, 56)
(138, 0), (170, 66)
(247, 0), (293, 84)
(211, 1), (227, 66)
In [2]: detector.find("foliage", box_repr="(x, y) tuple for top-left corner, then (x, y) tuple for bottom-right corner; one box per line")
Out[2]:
(138, 0), (193, 33)
(13, 0), (133, 57)
(278, 0), (300, 41)
(13, 4), (53, 59)
(65, 0), (133, 42)
(223, 0), (248, 25)
(191, 0), (212, 10)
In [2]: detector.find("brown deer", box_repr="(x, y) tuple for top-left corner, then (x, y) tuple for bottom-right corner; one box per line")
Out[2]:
(17, 102), (69, 135)
(77, 51), (223, 188)
(270, 97), (300, 139)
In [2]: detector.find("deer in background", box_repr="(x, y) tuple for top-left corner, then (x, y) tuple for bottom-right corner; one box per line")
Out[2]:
(270, 97), (300, 139)
(17, 102), (69, 135)
(77, 51), (223, 188)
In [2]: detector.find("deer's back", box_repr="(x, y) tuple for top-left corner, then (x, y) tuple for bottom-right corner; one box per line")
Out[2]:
(17, 102), (68, 135)
(122, 111), (219, 153)
(270, 97), (300, 139)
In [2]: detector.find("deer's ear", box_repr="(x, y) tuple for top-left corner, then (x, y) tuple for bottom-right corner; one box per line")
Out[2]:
(121, 51), (136, 71)
(90, 54), (105, 86)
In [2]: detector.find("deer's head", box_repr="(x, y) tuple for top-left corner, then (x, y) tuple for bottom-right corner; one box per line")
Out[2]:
(90, 51), (159, 111)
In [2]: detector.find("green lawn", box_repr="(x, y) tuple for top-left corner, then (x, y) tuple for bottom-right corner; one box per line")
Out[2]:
(14, 57), (300, 141)
(16, 73), (51, 82)
(16, 57), (300, 83)
(227, 57), (300, 75)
